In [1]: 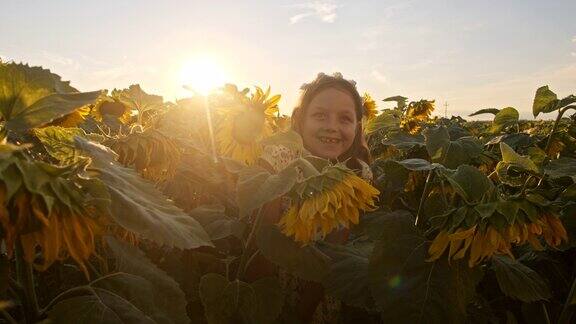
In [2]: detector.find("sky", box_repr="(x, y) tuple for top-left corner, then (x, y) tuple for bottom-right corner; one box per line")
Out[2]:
(1, 0), (575, 120)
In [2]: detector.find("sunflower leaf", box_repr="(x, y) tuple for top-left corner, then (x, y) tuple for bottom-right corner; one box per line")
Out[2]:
(0, 62), (100, 131)
(491, 255), (551, 302)
(104, 236), (188, 324)
(199, 273), (283, 324)
(532, 85), (558, 117)
(48, 273), (166, 324)
(469, 108), (500, 117)
(369, 211), (483, 323)
(490, 107), (519, 133)
(256, 224), (330, 282)
(33, 126), (104, 164)
(75, 137), (213, 249)
(6, 91), (101, 131)
(237, 164), (298, 217)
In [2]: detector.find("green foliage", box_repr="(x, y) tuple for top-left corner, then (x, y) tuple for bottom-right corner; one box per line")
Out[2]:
(199, 273), (283, 324)
(491, 255), (552, 303)
(256, 224), (330, 282)
(76, 137), (213, 249)
(0, 63), (100, 131)
(368, 211), (483, 323)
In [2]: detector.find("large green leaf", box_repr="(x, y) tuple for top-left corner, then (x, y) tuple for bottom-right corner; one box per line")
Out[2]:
(237, 164), (298, 217)
(199, 273), (283, 324)
(0, 62), (100, 130)
(105, 236), (188, 324)
(444, 165), (493, 204)
(256, 224), (330, 282)
(491, 255), (551, 303)
(365, 109), (401, 134)
(189, 204), (246, 240)
(544, 157), (576, 181)
(0, 62), (76, 119)
(496, 143), (540, 186)
(48, 273), (168, 324)
(33, 126), (104, 164)
(491, 107), (519, 133)
(425, 126), (482, 168)
(75, 137), (213, 249)
(532, 86), (558, 117)
(320, 241), (375, 309)
(369, 211), (482, 324)
(112, 84), (164, 114)
(5, 91), (100, 131)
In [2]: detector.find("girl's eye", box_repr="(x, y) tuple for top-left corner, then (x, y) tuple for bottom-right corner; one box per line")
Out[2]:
(313, 112), (326, 119)
(341, 116), (353, 123)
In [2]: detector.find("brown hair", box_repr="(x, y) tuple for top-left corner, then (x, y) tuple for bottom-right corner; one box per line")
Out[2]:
(291, 72), (372, 169)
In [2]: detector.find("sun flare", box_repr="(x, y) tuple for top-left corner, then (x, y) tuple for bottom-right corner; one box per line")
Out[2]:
(179, 57), (227, 95)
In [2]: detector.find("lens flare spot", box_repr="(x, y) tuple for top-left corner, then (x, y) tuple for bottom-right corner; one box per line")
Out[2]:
(388, 275), (402, 288)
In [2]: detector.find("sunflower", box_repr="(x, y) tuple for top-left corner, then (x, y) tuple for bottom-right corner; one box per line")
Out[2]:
(215, 86), (280, 164)
(91, 96), (132, 124)
(108, 129), (181, 183)
(0, 151), (109, 277)
(49, 104), (91, 127)
(362, 92), (378, 120)
(428, 213), (568, 267)
(278, 165), (379, 244)
(401, 99), (435, 134)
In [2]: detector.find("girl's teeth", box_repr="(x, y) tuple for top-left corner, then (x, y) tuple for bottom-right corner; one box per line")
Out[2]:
(320, 137), (339, 144)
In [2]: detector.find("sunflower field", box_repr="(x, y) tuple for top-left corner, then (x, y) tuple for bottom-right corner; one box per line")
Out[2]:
(0, 61), (575, 324)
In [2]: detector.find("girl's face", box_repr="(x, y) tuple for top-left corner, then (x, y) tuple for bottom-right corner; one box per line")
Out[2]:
(301, 87), (358, 160)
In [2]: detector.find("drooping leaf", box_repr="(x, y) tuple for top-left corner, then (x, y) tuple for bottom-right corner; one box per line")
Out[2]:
(112, 84), (164, 114)
(491, 255), (552, 303)
(425, 126), (482, 168)
(499, 142), (539, 173)
(105, 236), (188, 324)
(544, 157), (576, 181)
(0, 62), (76, 120)
(491, 107), (519, 133)
(425, 126), (451, 161)
(320, 241), (375, 309)
(237, 164), (298, 217)
(75, 137), (213, 249)
(369, 211), (482, 323)
(532, 86), (558, 117)
(444, 165), (493, 204)
(0, 63), (101, 131)
(365, 109), (401, 134)
(33, 126), (104, 164)
(256, 224), (330, 282)
(199, 273), (283, 324)
(5, 91), (101, 131)
(469, 108), (500, 117)
(48, 273), (170, 324)
(189, 204), (246, 240)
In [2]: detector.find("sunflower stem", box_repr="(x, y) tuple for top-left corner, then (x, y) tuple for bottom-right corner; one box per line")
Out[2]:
(558, 269), (576, 324)
(1, 309), (17, 324)
(236, 208), (263, 280)
(414, 170), (434, 227)
(544, 105), (575, 155)
(203, 95), (219, 164)
(14, 240), (40, 323)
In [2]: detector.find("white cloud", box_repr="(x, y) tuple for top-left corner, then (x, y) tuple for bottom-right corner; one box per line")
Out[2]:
(572, 35), (576, 43)
(571, 52), (576, 57)
(288, 1), (341, 24)
(371, 69), (388, 83)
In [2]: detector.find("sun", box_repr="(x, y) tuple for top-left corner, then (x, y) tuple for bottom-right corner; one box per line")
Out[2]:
(179, 56), (227, 95)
